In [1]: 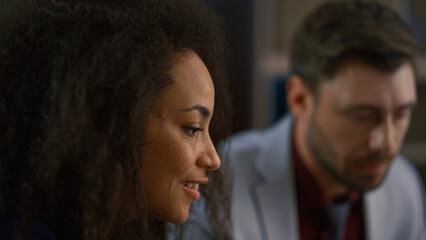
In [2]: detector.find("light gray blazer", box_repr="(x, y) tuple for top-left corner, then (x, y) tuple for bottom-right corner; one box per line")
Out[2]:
(226, 115), (425, 240)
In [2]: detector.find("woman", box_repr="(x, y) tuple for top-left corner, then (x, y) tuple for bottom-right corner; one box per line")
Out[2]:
(0, 0), (231, 239)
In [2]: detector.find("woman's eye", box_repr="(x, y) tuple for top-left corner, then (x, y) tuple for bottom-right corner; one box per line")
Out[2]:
(183, 126), (202, 137)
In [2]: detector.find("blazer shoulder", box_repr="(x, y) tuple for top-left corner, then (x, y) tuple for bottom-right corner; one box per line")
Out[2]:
(389, 156), (424, 192)
(223, 116), (293, 162)
(365, 156), (425, 239)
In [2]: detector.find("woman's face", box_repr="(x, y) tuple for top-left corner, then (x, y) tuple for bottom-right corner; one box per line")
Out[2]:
(141, 52), (220, 224)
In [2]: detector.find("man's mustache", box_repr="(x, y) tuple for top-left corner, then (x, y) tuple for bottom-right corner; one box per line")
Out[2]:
(352, 151), (394, 164)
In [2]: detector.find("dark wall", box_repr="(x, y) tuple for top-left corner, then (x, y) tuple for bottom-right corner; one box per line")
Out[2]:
(208, 0), (254, 133)
(0, 0), (20, 17)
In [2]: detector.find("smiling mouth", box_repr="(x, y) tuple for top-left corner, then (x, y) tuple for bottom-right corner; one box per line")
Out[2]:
(181, 182), (200, 200)
(182, 182), (199, 190)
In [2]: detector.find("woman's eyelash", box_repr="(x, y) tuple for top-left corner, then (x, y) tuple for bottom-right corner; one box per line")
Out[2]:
(183, 126), (202, 136)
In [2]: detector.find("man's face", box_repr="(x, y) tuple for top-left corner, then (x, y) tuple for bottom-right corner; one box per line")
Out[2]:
(305, 58), (416, 192)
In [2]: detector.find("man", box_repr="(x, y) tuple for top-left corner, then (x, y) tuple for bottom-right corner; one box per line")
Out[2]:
(227, 2), (425, 240)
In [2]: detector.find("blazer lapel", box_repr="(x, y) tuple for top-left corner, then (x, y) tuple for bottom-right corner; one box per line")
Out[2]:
(364, 186), (391, 240)
(251, 116), (300, 239)
(255, 175), (299, 239)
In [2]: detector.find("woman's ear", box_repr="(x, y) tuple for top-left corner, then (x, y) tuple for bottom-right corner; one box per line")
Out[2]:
(286, 75), (313, 118)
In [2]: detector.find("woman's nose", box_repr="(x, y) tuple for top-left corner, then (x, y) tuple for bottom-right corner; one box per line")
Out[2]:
(197, 135), (221, 171)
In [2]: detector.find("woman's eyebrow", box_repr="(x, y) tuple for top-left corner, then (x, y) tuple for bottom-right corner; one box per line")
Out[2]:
(178, 104), (211, 118)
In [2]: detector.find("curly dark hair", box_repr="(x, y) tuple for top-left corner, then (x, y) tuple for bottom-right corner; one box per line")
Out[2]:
(0, 0), (232, 239)
(291, 1), (419, 93)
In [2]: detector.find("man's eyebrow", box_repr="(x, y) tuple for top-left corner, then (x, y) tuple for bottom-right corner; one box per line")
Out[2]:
(345, 105), (381, 112)
(396, 101), (417, 111)
(178, 104), (211, 118)
(344, 101), (417, 112)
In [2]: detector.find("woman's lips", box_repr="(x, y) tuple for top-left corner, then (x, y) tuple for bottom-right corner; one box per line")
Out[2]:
(181, 182), (200, 200)
(181, 178), (208, 201)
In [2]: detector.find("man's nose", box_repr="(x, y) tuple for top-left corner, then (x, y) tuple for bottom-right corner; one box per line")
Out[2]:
(369, 117), (396, 154)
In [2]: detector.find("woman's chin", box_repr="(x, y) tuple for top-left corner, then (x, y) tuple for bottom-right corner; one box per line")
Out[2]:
(168, 213), (189, 224)
(150, 212), (189, 225)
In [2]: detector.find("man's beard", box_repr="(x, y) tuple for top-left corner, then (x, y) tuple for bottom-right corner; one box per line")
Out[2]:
(306, 112), (392, 192)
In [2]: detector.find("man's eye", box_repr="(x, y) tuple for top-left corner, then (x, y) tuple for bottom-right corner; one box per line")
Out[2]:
(354, 114), (373, 121)
(352, 111), (377, 122)
(183, 127), (202, 137)
(394, 110), (411, 121)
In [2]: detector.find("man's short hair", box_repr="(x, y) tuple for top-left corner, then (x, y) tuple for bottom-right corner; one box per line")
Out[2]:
(291, 1), (419, 93)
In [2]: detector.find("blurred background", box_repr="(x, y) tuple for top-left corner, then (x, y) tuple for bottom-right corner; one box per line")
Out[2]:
(207, 0), (426, 177)
(1, 0), (425, 173)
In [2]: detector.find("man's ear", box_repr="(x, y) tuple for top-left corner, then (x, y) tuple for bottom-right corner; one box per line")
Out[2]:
(286, 75), (313, 117)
